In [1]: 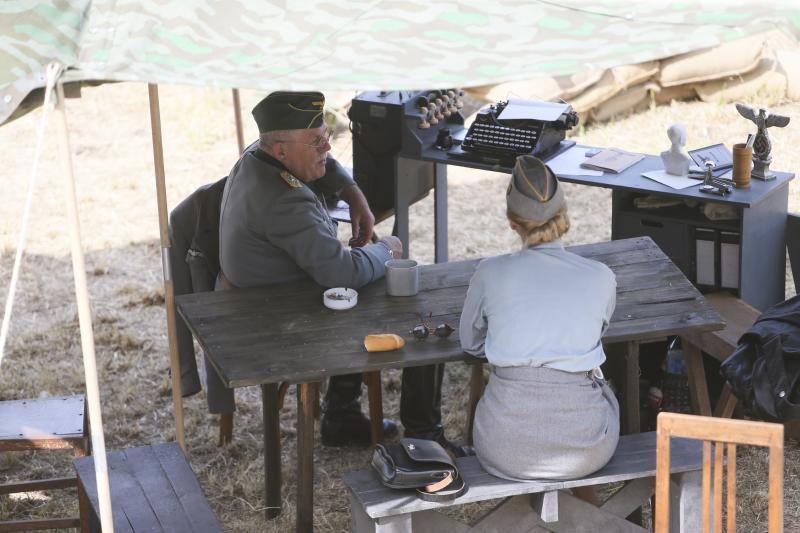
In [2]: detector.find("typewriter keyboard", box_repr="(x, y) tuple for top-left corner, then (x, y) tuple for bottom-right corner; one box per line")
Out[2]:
(462, 122), (540, 155)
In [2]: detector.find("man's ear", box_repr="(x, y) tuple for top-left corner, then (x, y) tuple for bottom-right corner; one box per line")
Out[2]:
(508, 219), (520, 231)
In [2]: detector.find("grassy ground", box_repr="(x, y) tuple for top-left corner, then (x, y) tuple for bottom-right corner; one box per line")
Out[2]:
(0, 82), (798, 531)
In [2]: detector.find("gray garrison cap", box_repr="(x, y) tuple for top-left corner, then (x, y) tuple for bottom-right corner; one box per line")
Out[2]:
(506, 155), (565, 223)
(252, 91), (325, 134)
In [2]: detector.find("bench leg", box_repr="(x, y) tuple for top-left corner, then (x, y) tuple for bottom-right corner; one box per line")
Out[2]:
(262, 384), (282, 520)
(350, 493), (413, 533)
(669, 470), (702, 533)
(714, 383), (738, 418)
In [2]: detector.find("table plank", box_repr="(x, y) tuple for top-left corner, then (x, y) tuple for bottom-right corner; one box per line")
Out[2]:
(177, 237), (724, 388)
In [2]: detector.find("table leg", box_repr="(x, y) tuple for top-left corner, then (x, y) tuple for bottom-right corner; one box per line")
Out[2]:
(363, 371), (384, 444)
(297, 382), (316, 533)
(261, 384), (282, 520)
(433, 162), (448, 264)
(467, 362), (485, 445)
(624, 341), (640, 434)
(683, 339), (712, 416)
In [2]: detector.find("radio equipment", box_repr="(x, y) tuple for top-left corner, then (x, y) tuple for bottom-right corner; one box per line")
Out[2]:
(348, 89), (465, 215)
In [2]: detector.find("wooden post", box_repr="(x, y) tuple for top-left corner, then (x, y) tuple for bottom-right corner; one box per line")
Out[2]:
(53, 67), (114, 532)
(232, 89), (245, 155)
(146, 84), (186, 451)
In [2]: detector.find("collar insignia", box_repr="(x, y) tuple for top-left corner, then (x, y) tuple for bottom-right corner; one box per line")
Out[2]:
(280, 170), (303, 188)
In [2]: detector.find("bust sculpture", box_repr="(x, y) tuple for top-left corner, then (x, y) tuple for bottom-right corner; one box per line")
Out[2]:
(660, 123), (691, 177)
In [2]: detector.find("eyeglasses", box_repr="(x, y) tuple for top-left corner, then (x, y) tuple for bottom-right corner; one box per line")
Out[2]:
(275, 127), (333, 150)
(410, 313), (456, 340)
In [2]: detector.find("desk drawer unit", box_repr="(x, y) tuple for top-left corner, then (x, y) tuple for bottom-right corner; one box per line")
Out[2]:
(614, 211), (692, 278)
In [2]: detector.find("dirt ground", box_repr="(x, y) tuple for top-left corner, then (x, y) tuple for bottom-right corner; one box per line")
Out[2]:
(1, 82), (799, 532)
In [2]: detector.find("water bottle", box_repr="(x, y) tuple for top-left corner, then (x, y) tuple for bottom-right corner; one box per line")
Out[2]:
(665, 337), (687, 376)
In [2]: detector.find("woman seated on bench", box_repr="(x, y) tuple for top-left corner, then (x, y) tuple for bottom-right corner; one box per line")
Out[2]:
(459, 155), (619, 484)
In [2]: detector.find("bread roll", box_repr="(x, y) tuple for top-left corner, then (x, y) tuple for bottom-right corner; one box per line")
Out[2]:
(364, 333), (405, 352)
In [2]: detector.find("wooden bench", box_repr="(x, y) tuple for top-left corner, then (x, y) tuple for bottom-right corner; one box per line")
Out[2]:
(74, 443), (221, 533)
(680, 291), (758, 419)
(344, 432), (703, 532)
(0, 395), (90, 532)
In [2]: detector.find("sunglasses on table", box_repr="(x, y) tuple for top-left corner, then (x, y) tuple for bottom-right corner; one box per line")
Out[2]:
(410, 313), (456, 340)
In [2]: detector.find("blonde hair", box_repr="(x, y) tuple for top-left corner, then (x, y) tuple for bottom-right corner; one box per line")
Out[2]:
(507, 206), (570, 247)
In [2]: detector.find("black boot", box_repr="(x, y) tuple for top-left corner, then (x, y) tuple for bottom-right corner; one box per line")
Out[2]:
(400, 364), (474, 458)
(321, 373), (397, 447)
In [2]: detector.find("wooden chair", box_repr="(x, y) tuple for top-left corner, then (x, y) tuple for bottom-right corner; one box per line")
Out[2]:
(655, 412), (784, 533)
(0, 395), (90, 532)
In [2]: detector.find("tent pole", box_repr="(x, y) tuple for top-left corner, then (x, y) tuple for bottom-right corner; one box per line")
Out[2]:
(232, 89), (245, 154)
(147, 84), (187, 451)
(53, 75), (114, 532)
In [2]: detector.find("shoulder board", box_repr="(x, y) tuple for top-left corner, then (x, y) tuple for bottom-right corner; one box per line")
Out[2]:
(279, 170), (303, 189)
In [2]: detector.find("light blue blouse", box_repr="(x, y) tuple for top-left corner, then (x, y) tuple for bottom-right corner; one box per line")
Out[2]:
(459, 240), (616, 372)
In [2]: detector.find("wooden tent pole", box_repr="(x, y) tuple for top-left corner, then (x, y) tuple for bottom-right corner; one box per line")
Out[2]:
(232, 89), (245, 154)
(147, 84), (187, 451)
(53, 71), (114, 532)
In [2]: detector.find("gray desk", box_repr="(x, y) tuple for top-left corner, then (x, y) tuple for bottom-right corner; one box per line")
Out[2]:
(395, 140), (794, 310)
(176, 237), (723, 533)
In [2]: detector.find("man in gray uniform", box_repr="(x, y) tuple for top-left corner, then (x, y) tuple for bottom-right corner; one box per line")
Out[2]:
(216, 91), (467, 453)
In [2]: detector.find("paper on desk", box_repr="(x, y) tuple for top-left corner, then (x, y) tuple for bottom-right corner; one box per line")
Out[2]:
(641, 169), (701, 190)
(498, 100), (569, 122)
(546, 146), (603, 176)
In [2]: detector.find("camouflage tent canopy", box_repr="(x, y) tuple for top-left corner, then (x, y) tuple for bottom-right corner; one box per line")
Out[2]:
(2, 1), (800, 125)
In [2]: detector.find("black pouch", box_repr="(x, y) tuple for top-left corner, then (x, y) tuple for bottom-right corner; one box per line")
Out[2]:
(371, 438), (467, 502)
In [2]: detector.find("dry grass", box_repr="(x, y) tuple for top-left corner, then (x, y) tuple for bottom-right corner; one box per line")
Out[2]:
(0, 82), (799, 531)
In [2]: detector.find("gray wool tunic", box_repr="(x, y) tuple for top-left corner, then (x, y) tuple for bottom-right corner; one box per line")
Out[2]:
(218, 146), (392, 289)
(459, 240), (619, 480)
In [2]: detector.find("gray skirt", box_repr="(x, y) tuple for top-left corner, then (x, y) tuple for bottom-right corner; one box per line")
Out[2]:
(473, 365), (619, 481)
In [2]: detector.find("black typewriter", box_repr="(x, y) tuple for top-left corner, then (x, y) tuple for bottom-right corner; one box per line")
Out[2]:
(460, 99), (578, 161)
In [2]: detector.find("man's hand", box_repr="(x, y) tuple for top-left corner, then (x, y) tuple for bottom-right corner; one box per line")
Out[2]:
(339, 184), (375, 248)
(378, 236), (403, 259)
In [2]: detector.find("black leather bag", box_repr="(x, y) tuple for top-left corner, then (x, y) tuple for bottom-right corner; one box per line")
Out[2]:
(720, 295), (800, 421)
(371, 438), (467, 502)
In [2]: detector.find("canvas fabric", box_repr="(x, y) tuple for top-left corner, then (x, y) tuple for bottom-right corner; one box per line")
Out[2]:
(1, 1), (799, 125)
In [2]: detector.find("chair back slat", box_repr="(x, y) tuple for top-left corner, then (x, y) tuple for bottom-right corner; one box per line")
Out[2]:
(702, 441), (712, 533)
(769, 446), (784, 532)
(714, 443), (724, 533)
(656, 412), (784, 533)
(727, 444), (737, 533)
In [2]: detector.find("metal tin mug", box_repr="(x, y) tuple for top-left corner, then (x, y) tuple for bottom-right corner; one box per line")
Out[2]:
(385, 259), (419, 296)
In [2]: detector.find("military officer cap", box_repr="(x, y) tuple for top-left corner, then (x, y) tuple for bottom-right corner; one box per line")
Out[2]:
(252, 91), (325, 134)
(506, 155), (566, 223)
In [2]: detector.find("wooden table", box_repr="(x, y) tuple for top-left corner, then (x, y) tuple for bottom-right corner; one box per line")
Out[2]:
(176, 236), (723, 533)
